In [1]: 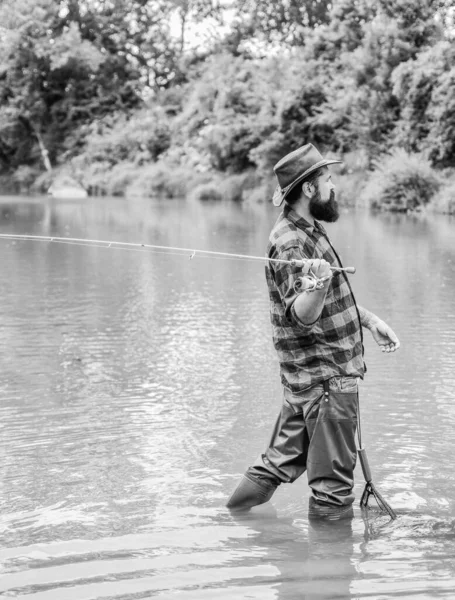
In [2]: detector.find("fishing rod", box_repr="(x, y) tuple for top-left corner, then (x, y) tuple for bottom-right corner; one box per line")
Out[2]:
(0, 234), (356, 274)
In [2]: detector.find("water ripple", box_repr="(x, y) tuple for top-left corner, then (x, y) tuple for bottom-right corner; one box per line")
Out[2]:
(1, 200), (455, 598)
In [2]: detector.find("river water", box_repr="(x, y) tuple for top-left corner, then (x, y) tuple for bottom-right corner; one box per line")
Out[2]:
(0, 195), (455, 599)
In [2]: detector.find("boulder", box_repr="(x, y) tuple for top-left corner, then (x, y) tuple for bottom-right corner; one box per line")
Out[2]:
(48, 175), (88, 199)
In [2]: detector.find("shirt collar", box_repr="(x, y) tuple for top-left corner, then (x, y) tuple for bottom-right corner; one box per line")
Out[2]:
(283, 204), (326, 236)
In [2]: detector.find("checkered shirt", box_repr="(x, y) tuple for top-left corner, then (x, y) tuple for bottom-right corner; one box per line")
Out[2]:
(265, 204), (365, 395)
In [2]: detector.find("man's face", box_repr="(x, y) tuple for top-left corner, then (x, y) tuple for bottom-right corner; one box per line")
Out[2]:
(308, 170), (339, 223)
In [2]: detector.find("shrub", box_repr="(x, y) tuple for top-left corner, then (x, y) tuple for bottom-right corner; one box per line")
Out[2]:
(335, 171), (368, 207)
(219, 173), (252, 202)
(126, 161), (195, 198)
(430, 177), (455, 215)
(0, 175), (16, 193)
(189, 172), (258, 202)
(69, 159), (112, 196)
(249, 131), (292, 175)
(361, 149), (441, 211)
(67, 107), (172, 177)
(201, 121), (261, 172)
(105, 162), (141, 196)
(190, 182), (223, 202)
(337, 149), (370, 175)
(33, 169), (56, 193)
(244, 184), (272, 204)
(12, 165), (41, 192)
(243, 176), (276, 204)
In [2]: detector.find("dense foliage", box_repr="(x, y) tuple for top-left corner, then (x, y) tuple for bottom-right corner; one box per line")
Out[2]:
(0, 0), (454, 207)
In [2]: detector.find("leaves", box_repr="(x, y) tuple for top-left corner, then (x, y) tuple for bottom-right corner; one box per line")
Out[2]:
(0, 0), (453, 184)
(392, 40), (455, 166)
(232, 0), (332, 45)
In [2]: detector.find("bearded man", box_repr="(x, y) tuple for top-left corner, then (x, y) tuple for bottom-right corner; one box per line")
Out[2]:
(226, 144), (400, 515)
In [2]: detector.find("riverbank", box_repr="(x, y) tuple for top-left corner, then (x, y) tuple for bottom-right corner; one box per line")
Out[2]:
(2, 4), (454, 220)
(1, 148), (454, 213)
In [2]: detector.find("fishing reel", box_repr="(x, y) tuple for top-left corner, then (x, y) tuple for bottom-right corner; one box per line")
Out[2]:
(293, 270), (332, 294)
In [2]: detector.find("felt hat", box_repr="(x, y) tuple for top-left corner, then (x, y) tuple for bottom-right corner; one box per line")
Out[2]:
(272, 143), (342, 207)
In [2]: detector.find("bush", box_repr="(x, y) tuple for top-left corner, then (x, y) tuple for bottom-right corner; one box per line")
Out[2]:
(430, 177), (455, 215)
(361, 149), (441, 211)
(68, 159), (112, 196)
(105, 162), (141, 196)
(33, 169), (56, 193)
(12, 165), (41, 192)
(0, 174), (16, 193)
(249, 131), (292, 175)
(243, 176), (276, 204)
(219, 173), (253, 202)
(66, 107), (172, 180)
(335, 171), (368, 207)
(337, 150), (370, 174)
(67, 157), (194, 198)
(34, 165), (100, 195)
(190, 182), (223, 202)
(189, 172), (259, 202)
(126, 161), (196, 198)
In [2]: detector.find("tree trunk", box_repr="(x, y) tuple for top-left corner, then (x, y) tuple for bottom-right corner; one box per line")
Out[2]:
(34, 130), (52, 172)
(180, 8), (187, 54)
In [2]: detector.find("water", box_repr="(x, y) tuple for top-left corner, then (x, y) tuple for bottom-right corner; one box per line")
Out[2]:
(0, 195), (455, 599)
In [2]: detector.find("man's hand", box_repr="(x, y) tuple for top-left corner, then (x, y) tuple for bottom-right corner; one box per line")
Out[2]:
(293, 259), (333, 325)
(369, 319), (400, 353)
(302, 259), (333, 287)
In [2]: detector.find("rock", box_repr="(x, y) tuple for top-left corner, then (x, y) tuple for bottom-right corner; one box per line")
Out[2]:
(47, 175), (88, 199)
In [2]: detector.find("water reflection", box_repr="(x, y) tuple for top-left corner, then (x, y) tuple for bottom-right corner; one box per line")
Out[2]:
(1, 196), (455, 598)
(229, 505), (356, 600)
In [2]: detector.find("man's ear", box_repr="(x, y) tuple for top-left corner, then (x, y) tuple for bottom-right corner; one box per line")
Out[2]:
(302, 181), (313, 198)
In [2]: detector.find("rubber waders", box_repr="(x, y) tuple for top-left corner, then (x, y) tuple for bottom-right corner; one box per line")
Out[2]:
(226, 475), (276, 511)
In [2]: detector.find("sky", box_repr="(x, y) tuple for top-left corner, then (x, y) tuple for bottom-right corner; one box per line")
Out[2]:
(169, 2), (236, 52)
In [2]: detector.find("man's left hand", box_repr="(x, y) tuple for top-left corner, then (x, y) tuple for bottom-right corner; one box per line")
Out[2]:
(369, 319), (400, 353)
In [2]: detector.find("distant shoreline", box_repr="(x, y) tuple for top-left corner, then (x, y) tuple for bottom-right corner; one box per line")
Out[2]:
(1, 152), (454, 214)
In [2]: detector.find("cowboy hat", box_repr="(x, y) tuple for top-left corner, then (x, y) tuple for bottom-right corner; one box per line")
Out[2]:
(272, 143), (342, 207)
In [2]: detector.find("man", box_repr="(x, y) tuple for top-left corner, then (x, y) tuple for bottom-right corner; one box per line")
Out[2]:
(226, 143), (400, 514)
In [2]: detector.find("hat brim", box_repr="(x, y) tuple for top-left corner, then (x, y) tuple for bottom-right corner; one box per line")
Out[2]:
(272, 158), (343, 207)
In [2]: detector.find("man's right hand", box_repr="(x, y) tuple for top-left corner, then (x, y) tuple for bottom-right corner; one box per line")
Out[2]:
(302, 259), (333, 285)
(293, 258), (333, 324)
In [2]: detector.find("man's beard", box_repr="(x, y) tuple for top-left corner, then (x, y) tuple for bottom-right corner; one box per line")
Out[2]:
(309, 189), (339, 222)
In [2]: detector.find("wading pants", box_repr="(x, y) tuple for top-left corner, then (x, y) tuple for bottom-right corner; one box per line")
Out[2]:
(246, 376), (359, 507)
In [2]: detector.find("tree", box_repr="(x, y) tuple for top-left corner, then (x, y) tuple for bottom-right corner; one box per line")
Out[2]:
(0, 0), (146, 171)
(169, 0), (222, 53)
(301, 0), (444, 162)
(0, 0), (179, 172)
(392, 40), (455, 167)
(229, 0), (332, 48)
(173, 53), (300, 172)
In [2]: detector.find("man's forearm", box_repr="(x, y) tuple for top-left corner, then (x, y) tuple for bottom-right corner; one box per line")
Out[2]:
(293, 286), (329, 325)
(357, 305), (379, 330)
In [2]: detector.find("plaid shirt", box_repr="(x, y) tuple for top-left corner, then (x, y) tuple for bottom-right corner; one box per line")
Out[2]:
(265, 204), (365, 395)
